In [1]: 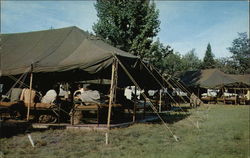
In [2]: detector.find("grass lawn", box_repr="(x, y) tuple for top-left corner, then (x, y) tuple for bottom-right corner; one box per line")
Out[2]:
(0, 104), (249, 158)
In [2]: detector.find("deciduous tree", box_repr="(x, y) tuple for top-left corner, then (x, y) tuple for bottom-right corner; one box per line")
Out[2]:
(228, 32), (250, 74)
(93, 0), (160, 58)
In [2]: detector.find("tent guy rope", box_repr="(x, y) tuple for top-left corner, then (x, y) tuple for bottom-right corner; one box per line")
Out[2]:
(114, 55), (179, 142)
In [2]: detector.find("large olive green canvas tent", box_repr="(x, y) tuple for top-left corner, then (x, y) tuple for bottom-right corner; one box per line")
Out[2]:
(0, 26), (176, 127)
(0, 26), (162, 89)
(0, 26), (136, 75)
(0, 27), (193, 134)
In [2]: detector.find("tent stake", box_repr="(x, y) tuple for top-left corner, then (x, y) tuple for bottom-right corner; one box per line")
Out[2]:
(27, 134), (35, 147)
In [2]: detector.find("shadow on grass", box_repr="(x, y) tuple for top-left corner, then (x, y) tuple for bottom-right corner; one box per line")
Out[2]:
(171, 106), (192, 112)
(0, 120), (31, 138)
(143, 112), (191, 124)
(0, 119), (64, 138)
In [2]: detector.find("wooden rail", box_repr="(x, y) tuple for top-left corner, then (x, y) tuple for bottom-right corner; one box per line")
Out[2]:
(0, 101), (52, 109)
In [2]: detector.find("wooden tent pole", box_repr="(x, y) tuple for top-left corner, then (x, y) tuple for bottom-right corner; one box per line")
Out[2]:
(27, 64), (33, 121)
(198, 87), (200, 99)
(143, 98), (146, 119)
(107, 58), (118, 129)
(234, 88), (237, 105)
(159, 89), (162, 112)
(133, 86), (137, 122)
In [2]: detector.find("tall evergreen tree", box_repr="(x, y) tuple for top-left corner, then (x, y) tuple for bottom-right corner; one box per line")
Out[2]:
(202, 43), (215, 69)
(93, 0), (160, 58)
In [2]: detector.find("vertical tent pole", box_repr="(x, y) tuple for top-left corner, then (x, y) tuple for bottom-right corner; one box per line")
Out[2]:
(197, 87), (200, 99)
(27, 64), (33, 121)
(143, 98), (146, 119)
(222, 86), (225, 104)
(107, 57), (118, 129)
(159, 89), (162, 112)
(234, 88), (237, 105)
(133, 86), (137, 122)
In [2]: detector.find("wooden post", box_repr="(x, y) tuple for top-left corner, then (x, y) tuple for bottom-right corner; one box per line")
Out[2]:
(27, 65), (33, 121)
(222, 86), (225, 104)
(107, 58), (118, 129)
(197, 87), (200, 99)
(133, 86), (137, 122)
(234, 88), (237, 105)
(143, 98), (146, 119)
(159, 89), (162, 112)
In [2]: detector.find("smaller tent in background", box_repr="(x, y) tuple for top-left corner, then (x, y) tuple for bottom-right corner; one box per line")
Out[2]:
(179, 69), (250, 105)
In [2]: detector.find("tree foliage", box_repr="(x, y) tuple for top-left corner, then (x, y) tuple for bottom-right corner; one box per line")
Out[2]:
(202, 43), (215, 69)
(93, 0), (160, 58)
(146, 46), (202, 75)
(182, 49), (202, 71)
(215, 57), (240, 74)
(162, 52), (184, 75)
(227, 32), (250, 74)
(146, 39), (173, 72)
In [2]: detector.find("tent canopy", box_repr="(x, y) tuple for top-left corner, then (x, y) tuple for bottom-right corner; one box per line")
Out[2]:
(0, 26), (136, 76)
(0, 26), (162, 89)
(179, 69), (250, 89)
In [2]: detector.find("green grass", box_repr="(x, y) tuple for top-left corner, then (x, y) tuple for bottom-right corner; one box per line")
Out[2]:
(0, 104), (249, 158)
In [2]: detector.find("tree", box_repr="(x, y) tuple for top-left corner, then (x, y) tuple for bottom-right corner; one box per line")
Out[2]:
(202, 43), (215, 69)
(228, 32), (250, 74)
(215, 57), (238, 74)
(93, 0), (160, 58)
(162, 52), (184, 75)
(182, 49), (202, 71)
(146, 38), (173, 73)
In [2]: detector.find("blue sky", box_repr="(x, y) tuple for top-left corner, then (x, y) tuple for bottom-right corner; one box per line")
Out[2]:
(1, 1), (249, 59)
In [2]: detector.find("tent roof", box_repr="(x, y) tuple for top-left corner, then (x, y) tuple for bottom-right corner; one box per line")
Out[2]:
(179, 69), (250, 88)
(0, 26), (137, 76)
(228, 74), (250, 85)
